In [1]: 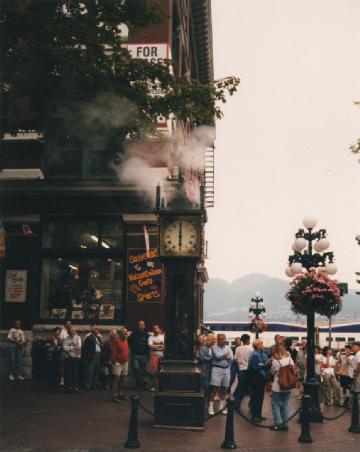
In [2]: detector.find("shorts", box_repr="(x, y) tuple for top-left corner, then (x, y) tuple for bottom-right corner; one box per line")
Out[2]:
(210, 366), (230, 387)
(113, 362), (128, 377)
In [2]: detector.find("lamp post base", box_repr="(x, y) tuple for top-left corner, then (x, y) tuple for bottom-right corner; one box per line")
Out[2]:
(303, 379), (323, 423)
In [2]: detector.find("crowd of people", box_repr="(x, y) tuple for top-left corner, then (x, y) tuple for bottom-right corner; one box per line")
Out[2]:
(197, 333), (360, 431)
(6, 319), (165, 403)
(6, 320), (360, 429)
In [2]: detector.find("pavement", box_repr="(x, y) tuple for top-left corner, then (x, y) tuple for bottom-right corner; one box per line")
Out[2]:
(0, 379), (359, 452)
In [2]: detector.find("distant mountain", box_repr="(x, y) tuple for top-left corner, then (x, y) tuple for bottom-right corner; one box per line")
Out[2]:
(204, 273), (360, 322)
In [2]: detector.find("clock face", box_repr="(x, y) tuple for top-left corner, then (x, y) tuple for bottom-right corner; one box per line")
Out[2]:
(163, 220), (198, 255)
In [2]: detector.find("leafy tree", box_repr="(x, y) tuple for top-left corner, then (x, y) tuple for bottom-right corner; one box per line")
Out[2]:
(0, 0), (239, 157)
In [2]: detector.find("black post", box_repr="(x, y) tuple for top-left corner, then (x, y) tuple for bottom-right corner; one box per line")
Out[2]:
(298, 394), (313, 443)
(348, 391), (360, 433)
(221, 399), (237, 449)
(124, 395), (141, 449)
(303, 308), (323, 423)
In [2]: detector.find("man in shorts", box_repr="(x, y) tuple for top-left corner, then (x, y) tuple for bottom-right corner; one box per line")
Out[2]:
(208, 333), (233, 415)
(111, 327), (129, 402)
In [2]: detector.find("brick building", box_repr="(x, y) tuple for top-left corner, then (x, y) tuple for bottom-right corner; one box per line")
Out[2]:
(0, 0), (214, 375)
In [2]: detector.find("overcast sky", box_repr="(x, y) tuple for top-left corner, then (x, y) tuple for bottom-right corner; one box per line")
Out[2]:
(207, 0), (360, 288)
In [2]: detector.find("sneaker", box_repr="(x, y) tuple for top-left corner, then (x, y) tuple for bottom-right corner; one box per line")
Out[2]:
(148, 387), (156, 392)
(208, 407), (215, 416)
(9, 374), (15, 381)
(16, 375), (25, 381)
(222, 408), (228, 415)
(112, 396), (122, 403)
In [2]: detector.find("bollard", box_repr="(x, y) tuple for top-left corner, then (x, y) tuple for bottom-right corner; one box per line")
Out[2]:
(221, 398), (237, 449)
(124, 395), (141, 449)
(348, 391), (360, 433)
(298, 394), (313, 443)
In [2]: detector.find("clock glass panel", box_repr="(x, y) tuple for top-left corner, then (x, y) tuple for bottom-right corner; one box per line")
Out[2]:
(163, 220), (197, 254)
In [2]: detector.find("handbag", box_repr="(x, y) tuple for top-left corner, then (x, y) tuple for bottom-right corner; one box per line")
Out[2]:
(277, 358), (297, 390)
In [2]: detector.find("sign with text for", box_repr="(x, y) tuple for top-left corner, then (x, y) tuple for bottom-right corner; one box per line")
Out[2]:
(127, 43), (170, 63)
(127, 248), (162, 303)
(5, 270), (27, 302)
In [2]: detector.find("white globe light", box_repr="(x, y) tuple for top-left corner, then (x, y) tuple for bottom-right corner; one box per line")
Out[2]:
(255, 291), (261, 297)
(291, 243), (297, 252)
(326, 263), (337, 275)
(303, 216), (317, 229)
(285, 267), (294, 277)
(294, 238), (307, 252)
(248, 313), (253, 319)
(314, 241), (322, 252)
(290, 262), (303, 274)
(317, 238), (330, 251)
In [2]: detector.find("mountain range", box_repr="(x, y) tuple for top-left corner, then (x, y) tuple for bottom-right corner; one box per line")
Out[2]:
(204, 273), (360, 322)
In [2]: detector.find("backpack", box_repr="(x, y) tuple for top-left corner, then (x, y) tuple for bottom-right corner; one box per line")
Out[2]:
(277, 358), (297, 390)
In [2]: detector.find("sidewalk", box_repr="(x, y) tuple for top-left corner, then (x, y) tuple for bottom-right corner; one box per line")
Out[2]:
(0, 379), (358, 452)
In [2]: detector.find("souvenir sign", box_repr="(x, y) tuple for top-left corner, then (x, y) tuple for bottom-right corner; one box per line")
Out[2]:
(127, 248), (162, 303)
(5, 270), (27, 302)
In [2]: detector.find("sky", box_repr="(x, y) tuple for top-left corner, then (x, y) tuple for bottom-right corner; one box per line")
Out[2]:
(206, 0), (360, 288)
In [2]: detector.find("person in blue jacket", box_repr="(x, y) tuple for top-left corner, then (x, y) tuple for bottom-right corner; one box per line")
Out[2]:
(248, 338), (272, 422)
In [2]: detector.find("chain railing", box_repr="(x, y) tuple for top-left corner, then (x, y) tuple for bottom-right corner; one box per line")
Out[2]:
(236, 405), (302, 429)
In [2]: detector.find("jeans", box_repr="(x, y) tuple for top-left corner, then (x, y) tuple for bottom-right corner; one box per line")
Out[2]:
(132, 355), (149, 389)
(8, 343), (23, 376)
(83, 352), (101, 389)
(271, 391), (291, 426)
(250, 372), (266, 419)
(64, 357), (80, 390)
(234, 369), (250, 406)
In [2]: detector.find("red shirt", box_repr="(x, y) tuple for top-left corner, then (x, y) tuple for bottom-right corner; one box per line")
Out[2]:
(111, 338), (129, 364)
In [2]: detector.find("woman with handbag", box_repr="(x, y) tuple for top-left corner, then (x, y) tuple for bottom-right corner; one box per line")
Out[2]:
(270, 343), (296, 431)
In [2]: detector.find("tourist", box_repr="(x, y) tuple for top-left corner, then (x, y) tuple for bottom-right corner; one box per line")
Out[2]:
(208, 333), (233, 416)
(59, 320), (72, 386)
(63, 326), (82, 392)
(82, 324), (103, 390)
(148, 324), (165, 391)
(270, 343), (294, 431)
(229, 337), (241, 390)
(336, 345), (354, 396)
(111, 327), (129, 402)
(296, 339), (307, 398)
(7, 320), (26, 381)
(270, 335), (282, 356)
(321, 346), (341, 406)
(100, 329), (116, 390)
(284, 337), (298, 362)
(44, 327), (63, 391)
(248, 338), (271, 422)
(198, 335), (212, 396)
(351, 341), (360, 393)
(314, 345), (324, 402)
(128, 320), (150, 391)
(234, 333), (252, 409)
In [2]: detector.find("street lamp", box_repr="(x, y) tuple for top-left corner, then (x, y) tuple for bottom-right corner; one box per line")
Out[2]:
(248, 292), (266, 339)
(285, 216), (337, 423)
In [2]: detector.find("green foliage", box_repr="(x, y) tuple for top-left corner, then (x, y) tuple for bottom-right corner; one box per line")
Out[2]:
(0, 0), (239, 153)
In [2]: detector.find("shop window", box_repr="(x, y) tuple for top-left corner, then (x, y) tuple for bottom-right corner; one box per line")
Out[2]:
(41, 258), (122, 320)
(42, 222), (65, 248)
(67, 221), (98, 249)
(101, 221), (123, 249)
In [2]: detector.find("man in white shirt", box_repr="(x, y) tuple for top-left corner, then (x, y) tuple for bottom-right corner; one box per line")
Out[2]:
(7, 320), (26, 381)
(351, 341), (360, 393)
(60, 320), (72, 340)
(62, 326), (82, 392)
(147, 325), (165, 391)
(234, 334), (252, 409)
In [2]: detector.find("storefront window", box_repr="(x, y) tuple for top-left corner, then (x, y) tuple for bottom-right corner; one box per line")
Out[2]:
(41, 218), (123, 321)
(41, 258), (122, 321)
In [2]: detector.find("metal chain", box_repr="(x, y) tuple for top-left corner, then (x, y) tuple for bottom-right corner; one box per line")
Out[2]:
(236, 406), (302, 429)
(204, 403), (229, 421)
(322, 406), (350, 421)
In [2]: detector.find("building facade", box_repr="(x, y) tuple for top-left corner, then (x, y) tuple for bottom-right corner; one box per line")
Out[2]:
(0, 0), (213, 355)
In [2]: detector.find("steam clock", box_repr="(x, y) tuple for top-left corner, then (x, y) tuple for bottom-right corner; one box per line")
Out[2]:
(153, 187), (206, 429)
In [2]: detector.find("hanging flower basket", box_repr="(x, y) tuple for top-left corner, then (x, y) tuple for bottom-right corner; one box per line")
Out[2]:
(250, 317), (267, 334)
(286, 270), (342, 317)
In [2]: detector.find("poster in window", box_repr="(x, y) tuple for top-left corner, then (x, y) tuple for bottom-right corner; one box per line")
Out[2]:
(51, 308), (67, 319)
(99, 303), (115, 319)
(71, 310), (85, 320)
(5, 270), (27, 302)
(127, 248), (162, 303)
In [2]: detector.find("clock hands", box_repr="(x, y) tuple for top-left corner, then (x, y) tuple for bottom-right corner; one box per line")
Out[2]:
(178, 221), (183, 250)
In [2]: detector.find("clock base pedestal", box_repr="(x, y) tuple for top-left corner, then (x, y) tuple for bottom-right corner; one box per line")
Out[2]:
(153, 360), (204, 430)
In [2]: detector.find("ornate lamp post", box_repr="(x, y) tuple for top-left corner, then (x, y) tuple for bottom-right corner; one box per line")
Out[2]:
(285, 216), (338, 423)
(248, 292), (267, 339)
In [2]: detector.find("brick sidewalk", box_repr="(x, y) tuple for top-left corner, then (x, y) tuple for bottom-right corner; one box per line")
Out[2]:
(0, 379), (358, 452)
